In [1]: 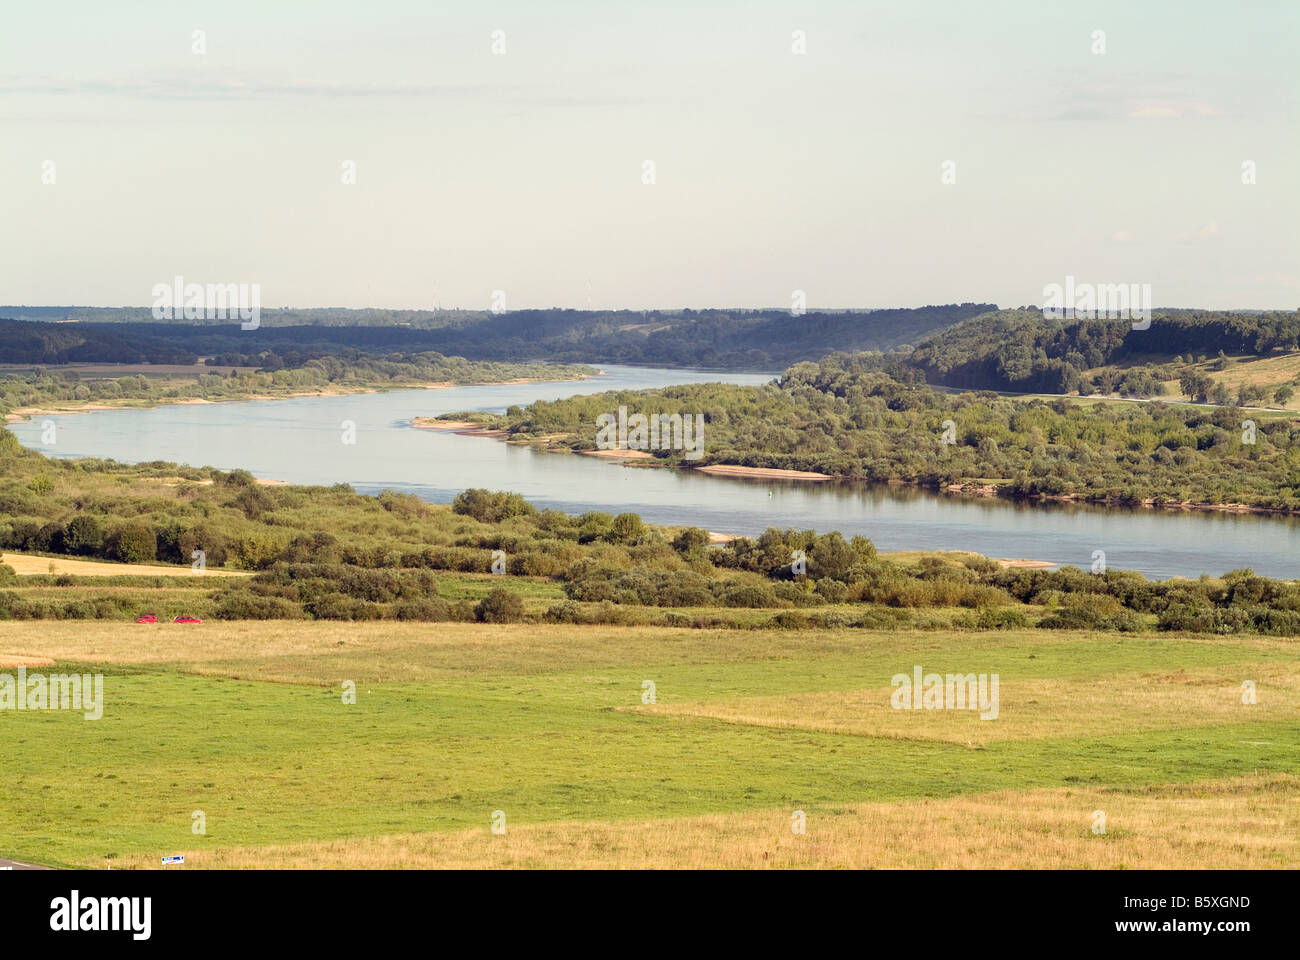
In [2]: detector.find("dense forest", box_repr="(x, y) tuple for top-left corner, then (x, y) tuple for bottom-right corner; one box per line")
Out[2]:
(0, 304), (993, 370)
(0, 317), (196, 364)
(483, 352), (1300, 511)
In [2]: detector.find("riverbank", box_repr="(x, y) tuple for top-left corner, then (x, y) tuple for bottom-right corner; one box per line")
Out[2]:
(934, 480), (1300, 518)
(697, 464), (832, 481)
(409, 422), (1299, 518)
(4, 374), (599, 425)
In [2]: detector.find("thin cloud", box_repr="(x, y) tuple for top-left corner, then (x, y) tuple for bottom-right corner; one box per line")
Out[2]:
(1009, 73), (1231, 123)
(0, 75), (650, 107)
(1127, 100), (1223, 119)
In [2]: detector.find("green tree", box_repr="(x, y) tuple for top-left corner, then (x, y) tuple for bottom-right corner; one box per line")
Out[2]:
(607, 513), (645, 545)
(64, 515), (104, 555)
(109, 521), (157, 564)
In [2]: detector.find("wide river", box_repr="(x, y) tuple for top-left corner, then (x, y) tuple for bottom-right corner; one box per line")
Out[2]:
(11, 365), (1298, 580)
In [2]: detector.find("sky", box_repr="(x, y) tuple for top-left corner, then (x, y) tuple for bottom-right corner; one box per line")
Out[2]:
(2, 0), (1297, 311)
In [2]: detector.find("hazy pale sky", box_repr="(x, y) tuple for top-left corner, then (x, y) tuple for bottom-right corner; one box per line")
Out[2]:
(2, 0), (1296, 311)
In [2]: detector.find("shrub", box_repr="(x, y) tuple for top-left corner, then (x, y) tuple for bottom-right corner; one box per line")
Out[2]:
(1039, 596), (1141, 631)
(108, 521), (157, 564)
(476, 587), (524, 623)
(960, 554), (999, 575)
(606, 513), (646, 545)
(976, 607), (1029, 630)
(64, 514), (104, 555)
(213, 593), (303, 620)
(452, 489), (536, 524)
(393, 598), (451, 621)
(1156, 602), (1219, 633)
(448, 599), (478, 622)
(814, 578), (847, 603)
(220, 469), (257, 487)
(1254, 609), (1300, 636)
(766, 611), (812, 630)
(59, 600), (97, 620)
(671, 527), (711, 557)
(718, 582), (778, 608)
(544, 600), (585, 623)
(304, 593), (360, 620)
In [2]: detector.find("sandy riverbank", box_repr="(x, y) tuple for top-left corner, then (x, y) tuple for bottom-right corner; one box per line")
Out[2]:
(695, 464), (833, 481)
(411, 419), (511, 438)
(3, 375), (596, 425)
(578, 448), (656, 460)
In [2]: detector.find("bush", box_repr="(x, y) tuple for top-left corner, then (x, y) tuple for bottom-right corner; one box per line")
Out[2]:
(766, 611), (812, 630)
(213, 593), (303, 620)
(718, 582), (778, 608)
(960, 554), (1000, 575)
(475, 587), (524, 623)
(1039, 596), (1141, 631)
(64, 515), (104, 555)
(976, 607), (1029, 630)
(452, 489), (536, 524)
(671, 527), (711, 557)
(1156, 602), (1219, 633)
(393, 598), (451, 621)
(304, 593), (362, 620)
(813, 578), (847, 603)
(544, 600), (585, 623)
(606, 513), (646, 545)
(59, 600), (97, 620)
(1254, 609), (1300, 636)
(449, 599), (478, 622)
(108, 521), (157, 564)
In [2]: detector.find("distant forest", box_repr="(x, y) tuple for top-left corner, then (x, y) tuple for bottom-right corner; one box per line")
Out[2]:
(0, 304), (993, 370)
(3, 307), (1296, 402)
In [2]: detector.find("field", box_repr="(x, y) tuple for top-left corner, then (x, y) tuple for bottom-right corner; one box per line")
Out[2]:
(1071, 351), (1300, 411)
(2, 551), (249, 578)
(0, 619), (1295, 869)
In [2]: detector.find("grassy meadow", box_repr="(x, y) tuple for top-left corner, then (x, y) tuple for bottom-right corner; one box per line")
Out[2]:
(1, 619), (1295, 869)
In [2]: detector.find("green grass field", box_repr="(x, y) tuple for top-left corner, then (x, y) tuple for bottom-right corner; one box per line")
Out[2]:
(1, 619), (1295, 868)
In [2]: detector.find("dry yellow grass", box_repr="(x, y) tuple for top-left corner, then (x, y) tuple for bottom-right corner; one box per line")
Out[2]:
(0, 619), (1289, 685)
(632, 663), (1300, 745)
(1207, 352), (1300, 396)
(0, 619), (1032, 675)
(1, 551), (248, 578)
(108, 773), (1300, 869)
(0, 655), (54, 669)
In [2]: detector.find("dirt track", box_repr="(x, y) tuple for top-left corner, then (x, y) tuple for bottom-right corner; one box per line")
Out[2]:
(0, 858), (50, 870)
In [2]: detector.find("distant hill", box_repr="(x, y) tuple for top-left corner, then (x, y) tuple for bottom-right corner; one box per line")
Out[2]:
(905, 308), (1300, 393)
(0, 304), (995, 370)
(0, 317), (197, 364)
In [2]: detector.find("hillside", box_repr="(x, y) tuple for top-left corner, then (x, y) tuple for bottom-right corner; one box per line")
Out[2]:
(0, 304), (995, 371)
(906, 308), (1300, 397)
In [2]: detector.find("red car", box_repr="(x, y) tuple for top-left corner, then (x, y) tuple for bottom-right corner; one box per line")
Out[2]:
(173, 617), (203, 624)
(136, 614), (158, 624)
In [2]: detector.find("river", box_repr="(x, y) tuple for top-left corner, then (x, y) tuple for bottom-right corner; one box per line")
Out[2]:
(9, 365), (1298, 580)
